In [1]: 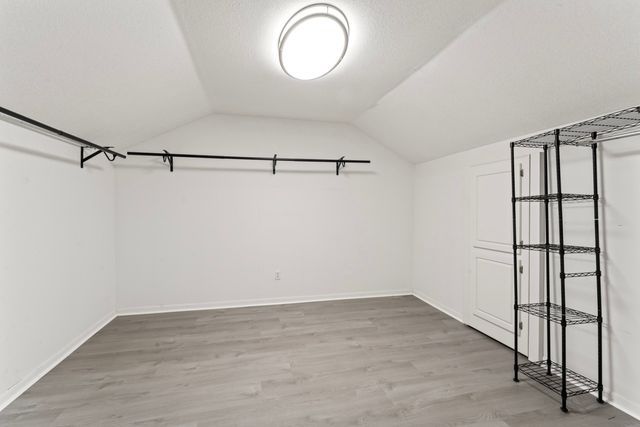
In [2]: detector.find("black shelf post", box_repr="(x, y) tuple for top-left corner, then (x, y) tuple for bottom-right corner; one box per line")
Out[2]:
(543, 145), (551, 376)
(553, 129), (569, 413)
(591, 136), (604, 404)
(510, 142), (520, 383)
(511, 143), (520, 382)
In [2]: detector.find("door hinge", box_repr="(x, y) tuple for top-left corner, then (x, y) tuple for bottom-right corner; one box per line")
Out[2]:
(519, 264), (524, 274)
(519, 321), (523, 330)
(519, 166), (524, 177)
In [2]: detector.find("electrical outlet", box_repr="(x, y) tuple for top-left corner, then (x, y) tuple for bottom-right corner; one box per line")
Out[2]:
(275, 271), (281, 280)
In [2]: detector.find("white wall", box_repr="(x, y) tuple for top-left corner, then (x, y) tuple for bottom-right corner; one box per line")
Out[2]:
(115, 114), (414, 313)
(413, 135), (640, 417)
(0, 121), (117, 410)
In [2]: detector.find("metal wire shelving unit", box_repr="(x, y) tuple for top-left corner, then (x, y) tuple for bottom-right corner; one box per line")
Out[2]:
(510, 106), (640, 412)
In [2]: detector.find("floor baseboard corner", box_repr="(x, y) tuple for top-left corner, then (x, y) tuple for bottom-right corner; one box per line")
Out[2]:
(117, 290), (412, 316)
(412, 290), (464, 323)
(0, 310), (116, 413)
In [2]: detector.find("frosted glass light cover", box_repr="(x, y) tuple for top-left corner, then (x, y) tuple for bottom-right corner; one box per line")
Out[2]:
(279, 4), (349, 80)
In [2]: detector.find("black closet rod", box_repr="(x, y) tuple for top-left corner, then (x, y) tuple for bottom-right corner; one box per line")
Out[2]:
(127, 151), (369, 163)
(127, 150), (371, 174)
(0, 106), (126, 160)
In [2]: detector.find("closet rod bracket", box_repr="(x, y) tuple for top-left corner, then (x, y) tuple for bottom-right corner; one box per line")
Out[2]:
(336, 156), (346, 175)
(162, 150), (174, 172)
(0, 106), (126, 168)
(80, 146), (117, 168)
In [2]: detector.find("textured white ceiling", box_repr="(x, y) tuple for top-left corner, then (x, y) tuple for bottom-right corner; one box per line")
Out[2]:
(0, 0), (210, 147)
(7, 0), (635, 163)
(355, 0), (640, 163)
(170, 0), (502, 122)
(0, 0), (502, 149)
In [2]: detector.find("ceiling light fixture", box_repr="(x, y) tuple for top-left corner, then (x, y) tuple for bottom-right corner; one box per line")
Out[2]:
(278, 3), (349, 80)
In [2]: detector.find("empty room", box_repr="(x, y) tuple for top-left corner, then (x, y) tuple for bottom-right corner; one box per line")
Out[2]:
(2, 0), (640, 425)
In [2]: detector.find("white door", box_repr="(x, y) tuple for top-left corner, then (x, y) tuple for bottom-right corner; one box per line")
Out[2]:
(466, 156), (532, 355)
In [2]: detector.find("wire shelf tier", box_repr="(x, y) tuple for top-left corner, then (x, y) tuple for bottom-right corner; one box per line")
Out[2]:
(517, 243), (597, 254)
(517, 302), (597, 325)
(512, 106), (640, 148)
(564, 271), (598, 278)
(518, 360), (599, 397)
(515, 193), (595, 202)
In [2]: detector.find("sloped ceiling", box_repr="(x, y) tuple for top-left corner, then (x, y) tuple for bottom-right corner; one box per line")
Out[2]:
(2, 0), (639, 162)
(169, 0), (502, 122)
(355, 0), (640, 163)
(0, 0), (501, 148)
(0, 0), (211, 148)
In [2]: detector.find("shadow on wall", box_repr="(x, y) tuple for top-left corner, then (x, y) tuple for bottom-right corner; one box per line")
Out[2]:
(598, 141), (640, 403)
(0, 140), (104, 171)
(113, 162), (377, 176)
(598, 143), (613, 402)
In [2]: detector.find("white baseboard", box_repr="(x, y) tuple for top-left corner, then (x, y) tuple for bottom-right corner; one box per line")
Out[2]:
(5, 293), (638, 423)
(410, 292), (640, 421)
(1, 291), (409, 413)
(117, 289), (412, 316)
(604, 390), (640, 422)
(0, 310), (116, 413)
(411, 289), (464, 323)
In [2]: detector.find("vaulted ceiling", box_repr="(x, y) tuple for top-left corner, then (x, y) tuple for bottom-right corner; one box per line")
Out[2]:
(168, 0), (501, 122)
(0, 0), (500, 149)
(355, 0), (640, 162)
(0, 0), (210, 148)
(2, 0), (640, 162)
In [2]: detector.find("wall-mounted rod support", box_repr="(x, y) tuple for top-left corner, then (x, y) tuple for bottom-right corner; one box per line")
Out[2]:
(127, 150), (371, 174)
(161, 150), (174, 172)
(0, 106), (126, 166)
(80, 146), (117, 168)
(336, 156), (346, 175)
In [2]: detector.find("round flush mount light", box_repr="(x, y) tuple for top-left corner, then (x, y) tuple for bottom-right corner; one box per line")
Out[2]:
(278, 3), (349, 80)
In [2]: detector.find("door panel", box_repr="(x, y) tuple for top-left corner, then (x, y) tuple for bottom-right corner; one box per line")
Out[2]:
(467, 157), (530, 354)
(475, 171), (513, 250)
(475, 252), (514, 327)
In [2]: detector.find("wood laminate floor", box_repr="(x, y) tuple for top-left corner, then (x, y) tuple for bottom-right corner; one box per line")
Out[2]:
(1, 296), (638, 426)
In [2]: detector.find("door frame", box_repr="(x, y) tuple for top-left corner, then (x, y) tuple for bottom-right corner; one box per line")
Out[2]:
(463, 151), (543, 362)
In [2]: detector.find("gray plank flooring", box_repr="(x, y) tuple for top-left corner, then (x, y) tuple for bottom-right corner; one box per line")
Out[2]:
(1, 296), (638, 426)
